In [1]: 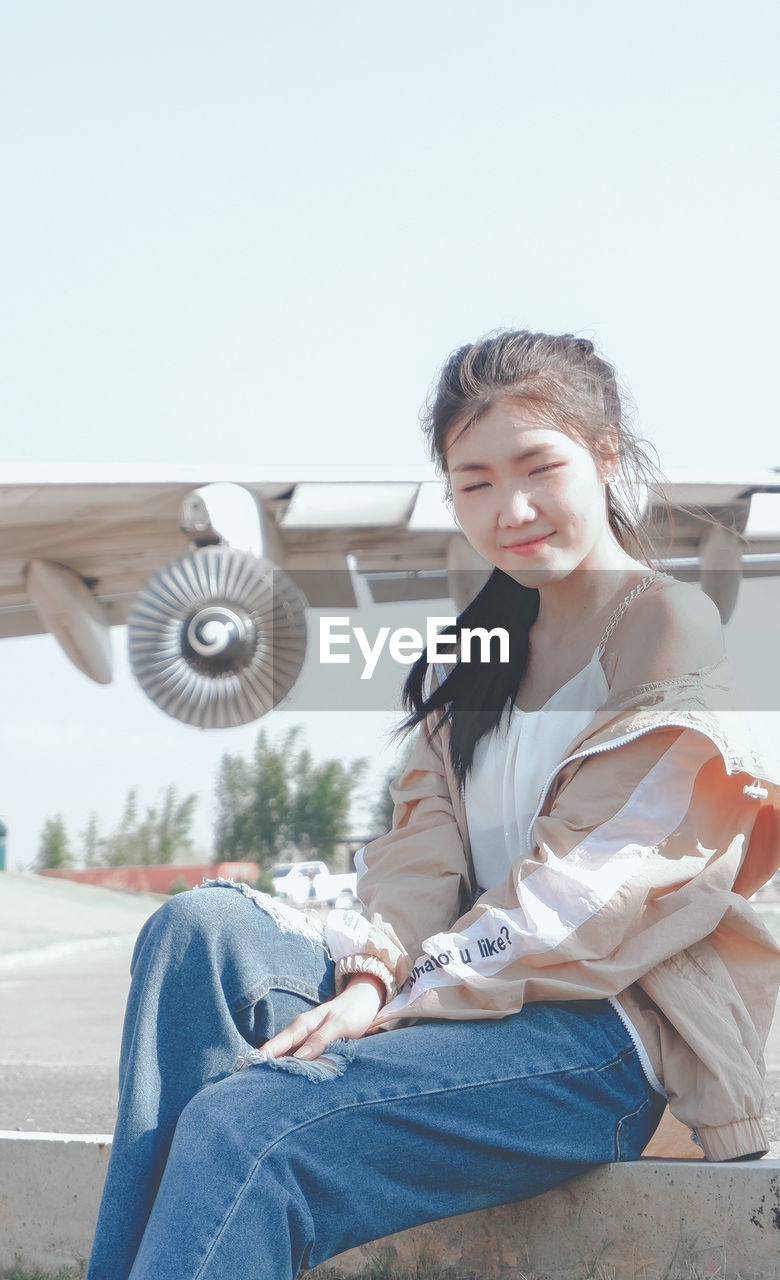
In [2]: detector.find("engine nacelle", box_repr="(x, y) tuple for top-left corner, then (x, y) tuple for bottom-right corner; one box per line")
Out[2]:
(127, 484), (307, 728)
(127, 546), (307, 729)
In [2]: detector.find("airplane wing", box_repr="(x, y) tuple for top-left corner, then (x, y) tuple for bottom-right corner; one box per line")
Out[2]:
(2, 463), (779, 727)
(0, 466), (455, 639)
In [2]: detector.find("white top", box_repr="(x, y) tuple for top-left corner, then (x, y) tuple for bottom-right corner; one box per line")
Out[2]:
(462, 572), (668, 1097)
(466, 646), (610, 892)
(464, 571), (665, 888)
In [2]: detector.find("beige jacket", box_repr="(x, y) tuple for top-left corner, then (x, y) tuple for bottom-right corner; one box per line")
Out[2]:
(326, 660), (780, 1162)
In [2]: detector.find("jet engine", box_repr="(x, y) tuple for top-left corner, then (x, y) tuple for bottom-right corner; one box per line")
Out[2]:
(127, 545), (307, 729)
(126, 484), (308, 728)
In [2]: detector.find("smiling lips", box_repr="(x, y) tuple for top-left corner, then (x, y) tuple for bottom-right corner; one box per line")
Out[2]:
(504, 533), (553, 555)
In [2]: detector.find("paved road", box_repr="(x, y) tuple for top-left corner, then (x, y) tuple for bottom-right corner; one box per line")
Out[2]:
(0, 934), (139, 1132)
(1, 874), (779, 1152)
(0, 874), (164, 1133)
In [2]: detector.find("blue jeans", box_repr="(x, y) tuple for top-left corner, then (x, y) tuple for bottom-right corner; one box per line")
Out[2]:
(86, 882), (665, 1280)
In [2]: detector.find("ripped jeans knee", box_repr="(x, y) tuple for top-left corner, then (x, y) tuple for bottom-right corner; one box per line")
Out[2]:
(237, 1036), (357, 1082)
(197, 876), (326, 949)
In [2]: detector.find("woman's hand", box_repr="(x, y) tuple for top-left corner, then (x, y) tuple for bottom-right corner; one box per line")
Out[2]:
(262, 973), (385, 1061)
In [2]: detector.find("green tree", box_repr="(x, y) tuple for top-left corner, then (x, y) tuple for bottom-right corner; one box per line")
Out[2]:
(101, 788), (141, 866)
(152, 785), (198, 865)
(101, 786), (199, 866)
(371, 739), (415, 837)
(35, 814), (72, 871)
(80, 812), (103, 867)
(291, 757), (365, 860)
(213, 726), (367, 870)
(214, 753), (254, 860)
(249, 728), (297, 864)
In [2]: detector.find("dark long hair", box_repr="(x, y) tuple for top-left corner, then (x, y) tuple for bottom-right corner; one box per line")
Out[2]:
(400, 330), (661, 783)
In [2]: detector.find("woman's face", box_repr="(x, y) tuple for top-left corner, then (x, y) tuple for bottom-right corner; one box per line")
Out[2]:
(445, 399), (615, 586)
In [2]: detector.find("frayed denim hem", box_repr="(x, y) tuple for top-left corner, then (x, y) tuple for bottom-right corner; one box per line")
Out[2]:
(198, 877), (326, 950)
(237, 1037), (357, 1082)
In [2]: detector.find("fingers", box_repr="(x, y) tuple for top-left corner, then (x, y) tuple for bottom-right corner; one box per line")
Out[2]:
(290, 1016), (343, 1061)
(263, 1006), (329, 1060)
(262, 983), (382, 1062)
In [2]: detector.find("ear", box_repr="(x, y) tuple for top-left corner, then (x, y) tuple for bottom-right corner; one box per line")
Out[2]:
(598, 427), (620, 482)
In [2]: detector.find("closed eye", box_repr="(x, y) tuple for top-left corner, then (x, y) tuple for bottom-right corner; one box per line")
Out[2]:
(530, 463), (563, 475)
(460, 481), (490, 492)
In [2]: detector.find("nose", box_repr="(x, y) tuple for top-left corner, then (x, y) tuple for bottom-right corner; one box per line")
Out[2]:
(497, 484), (535, 528)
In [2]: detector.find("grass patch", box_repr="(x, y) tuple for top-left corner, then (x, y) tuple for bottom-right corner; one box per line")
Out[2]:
(312, 1265), (766, 1279)
(3, 1264), (772, 1280)
(0, 1268), (85, 1280)
(313, 1266), (478, 1280)
(312, 1261), (484, 1280)
(308, 1246), (775, 1280)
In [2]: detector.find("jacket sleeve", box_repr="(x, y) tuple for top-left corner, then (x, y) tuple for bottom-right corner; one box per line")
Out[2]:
(324, 715), (474, 1002)
(367, 723), (761, 1024)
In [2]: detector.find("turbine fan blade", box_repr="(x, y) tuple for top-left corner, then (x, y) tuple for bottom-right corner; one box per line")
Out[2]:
(127, 547), (307, 728)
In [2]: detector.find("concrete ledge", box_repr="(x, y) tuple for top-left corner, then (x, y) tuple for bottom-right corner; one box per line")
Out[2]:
(1, 1133), (778, 1280)
(0, 1132), (112, 1272)
(312, 1159), (780, 1279)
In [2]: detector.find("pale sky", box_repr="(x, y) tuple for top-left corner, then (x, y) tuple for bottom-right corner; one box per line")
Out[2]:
(2, 0), (779, 869)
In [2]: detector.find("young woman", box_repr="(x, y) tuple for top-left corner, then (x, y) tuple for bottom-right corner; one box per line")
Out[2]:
(86, 331), (780, 1280)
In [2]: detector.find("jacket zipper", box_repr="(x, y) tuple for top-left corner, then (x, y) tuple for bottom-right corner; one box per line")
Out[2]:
(606, 995), (667, 1097)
